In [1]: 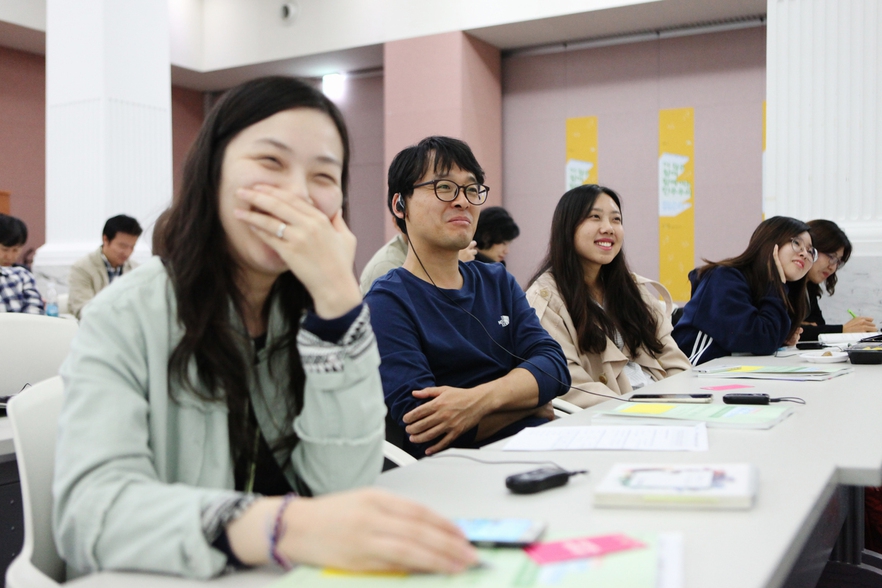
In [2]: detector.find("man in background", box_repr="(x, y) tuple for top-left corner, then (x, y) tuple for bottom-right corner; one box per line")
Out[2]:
(360, 232), (477, 295)
(68, 214), (142, 319)
(0, 213), (44, 314)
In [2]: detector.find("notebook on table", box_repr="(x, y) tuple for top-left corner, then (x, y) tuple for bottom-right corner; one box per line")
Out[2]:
(594, 463), (757, 509)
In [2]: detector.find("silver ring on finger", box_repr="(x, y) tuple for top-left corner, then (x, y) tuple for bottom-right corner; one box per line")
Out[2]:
(276, 222), (287, 240)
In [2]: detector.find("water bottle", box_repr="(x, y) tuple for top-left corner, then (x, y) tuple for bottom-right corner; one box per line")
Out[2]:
(46, 282), (59, 317)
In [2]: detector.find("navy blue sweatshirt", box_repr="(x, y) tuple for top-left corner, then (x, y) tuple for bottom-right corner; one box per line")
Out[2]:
(672, 267), (791, 365)
(365, 261), (570, 457)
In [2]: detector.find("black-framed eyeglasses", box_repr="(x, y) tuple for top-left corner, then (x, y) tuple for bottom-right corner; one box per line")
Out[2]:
(789, 237), (818, 263)
(412, 179), (489, 206)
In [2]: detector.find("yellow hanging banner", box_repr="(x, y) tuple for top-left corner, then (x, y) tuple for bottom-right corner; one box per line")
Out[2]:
(762, 100), (768, 218)
(565, 116), (598, 190)
(658, 108), (694, 302)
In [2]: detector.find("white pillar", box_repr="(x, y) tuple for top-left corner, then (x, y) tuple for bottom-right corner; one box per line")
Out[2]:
(35, 0), (172, 289)
(766, 0), (882, 319)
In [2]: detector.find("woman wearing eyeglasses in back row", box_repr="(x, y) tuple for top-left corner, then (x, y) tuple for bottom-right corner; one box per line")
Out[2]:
(800, 219), (876, 342)
(672, 216), (815, 365)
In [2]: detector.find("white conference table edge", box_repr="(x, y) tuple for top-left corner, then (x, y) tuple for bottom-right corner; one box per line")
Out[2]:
(37, 354), (882, 587)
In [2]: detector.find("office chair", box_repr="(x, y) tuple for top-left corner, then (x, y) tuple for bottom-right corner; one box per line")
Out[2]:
(552, 398), (583, 417)
(0, 314), (78, 397)
(5, 376), (65, 588)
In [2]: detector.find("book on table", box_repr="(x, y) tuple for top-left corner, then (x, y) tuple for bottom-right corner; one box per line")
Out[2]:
(692, 364), (852, 381)
(594, 463), (757, 510)
(593, 402), (793, 430)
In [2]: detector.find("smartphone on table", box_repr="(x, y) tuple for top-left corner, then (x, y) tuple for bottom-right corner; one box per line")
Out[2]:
(629, 393), (713, 403)
(454, 518), (546, 547)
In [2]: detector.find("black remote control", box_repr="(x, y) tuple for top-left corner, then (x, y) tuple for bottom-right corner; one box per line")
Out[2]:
(722, 393), (770, 405)
(506, 467), (573, 494)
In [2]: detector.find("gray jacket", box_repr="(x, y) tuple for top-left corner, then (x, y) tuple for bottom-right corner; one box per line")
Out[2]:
(53, 257), (386, 578)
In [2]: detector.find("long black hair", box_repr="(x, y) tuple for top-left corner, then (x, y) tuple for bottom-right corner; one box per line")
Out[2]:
(697, 216), (811, 340)
(154, 76), (351, 477)
(530, 184), (664, 357)
(0, 214), (27, 247)
(807, 219), (852, 297)
(473, 207), (519, 249)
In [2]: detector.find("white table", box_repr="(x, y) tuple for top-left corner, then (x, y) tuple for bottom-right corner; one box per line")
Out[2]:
(60, 354), (882, 587)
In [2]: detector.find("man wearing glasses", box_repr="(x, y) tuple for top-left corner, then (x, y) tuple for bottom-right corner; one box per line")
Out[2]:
(364, 136), (569, 458)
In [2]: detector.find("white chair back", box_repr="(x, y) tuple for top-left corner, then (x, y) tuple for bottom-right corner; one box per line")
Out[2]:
(383, 441), (417, 467)
(0, 314), (78, 397)
(5, 376), (64, 587)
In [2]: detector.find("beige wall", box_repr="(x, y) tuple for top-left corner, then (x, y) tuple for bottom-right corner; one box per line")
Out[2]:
(502, 27), (767, 290)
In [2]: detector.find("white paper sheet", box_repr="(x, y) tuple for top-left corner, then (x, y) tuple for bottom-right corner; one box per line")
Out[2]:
(657, 532), (684, 588)
(503, 424), (708, 452)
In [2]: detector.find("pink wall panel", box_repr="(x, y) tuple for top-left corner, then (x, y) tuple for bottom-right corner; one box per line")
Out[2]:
(0, 46), (45, 249)
(502, 27), (766, 293)
(383, 32), (502, 240)
(462, 35), (502, 208)
(171, 86), (204, 200)
(333, 75), (386, 275)
(384, 32), (465, 163)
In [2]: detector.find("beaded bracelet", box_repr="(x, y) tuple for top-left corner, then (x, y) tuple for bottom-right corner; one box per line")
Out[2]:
(269, 492), (298, 570)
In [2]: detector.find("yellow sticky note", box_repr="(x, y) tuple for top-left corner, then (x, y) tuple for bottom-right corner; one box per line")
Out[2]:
(620, 403), (677, 414)
(322, 569), (408, 578)
(726, 366), (762, 373)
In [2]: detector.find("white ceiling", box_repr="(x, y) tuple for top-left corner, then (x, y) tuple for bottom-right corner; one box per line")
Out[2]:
(0, 0), (766, 91)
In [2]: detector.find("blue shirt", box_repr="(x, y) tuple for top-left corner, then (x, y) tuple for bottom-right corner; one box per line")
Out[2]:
(0, 265), (44, 314)
(672, 266), (791, 365)
(365, 261), (569, 457)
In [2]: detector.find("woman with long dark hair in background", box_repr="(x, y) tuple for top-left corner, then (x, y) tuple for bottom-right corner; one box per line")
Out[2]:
(525, 185), (690, 408)
(673, 216), (815, 365)
(53, 76), (475, 579)
(801, 219), (876, 341)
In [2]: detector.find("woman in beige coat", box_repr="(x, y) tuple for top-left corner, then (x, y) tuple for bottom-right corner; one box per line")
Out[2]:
(526, 185), (690, 408)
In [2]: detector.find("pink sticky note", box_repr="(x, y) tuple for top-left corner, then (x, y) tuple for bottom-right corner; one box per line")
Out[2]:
(701, 384), (754, 391)
(523, 534), (646, 565)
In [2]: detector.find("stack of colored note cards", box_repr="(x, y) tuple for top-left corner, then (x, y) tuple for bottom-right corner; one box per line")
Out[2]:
(693, 364), (852, 381)
(594, 463), (757, 509)
(267, 532), (683, 587)
(593, 402), (792, 430)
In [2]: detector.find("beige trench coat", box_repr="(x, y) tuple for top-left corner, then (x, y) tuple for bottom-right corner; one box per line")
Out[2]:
(526, 271), (691, 408)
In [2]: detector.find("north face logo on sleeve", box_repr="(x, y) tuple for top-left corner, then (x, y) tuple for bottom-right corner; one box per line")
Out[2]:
(498, 315), (510, 327)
